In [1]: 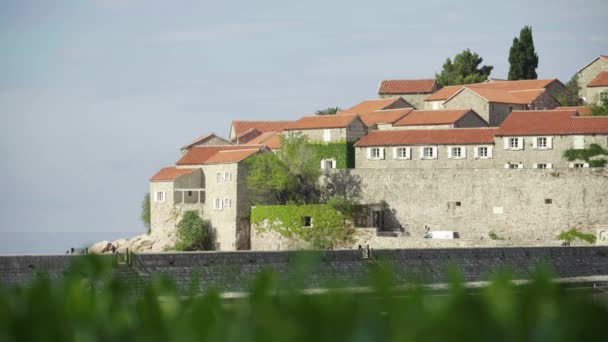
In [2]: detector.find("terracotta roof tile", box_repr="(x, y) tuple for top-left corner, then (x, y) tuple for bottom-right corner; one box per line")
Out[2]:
(150, 167), (197, 181)
(462, 88), (545, 104)
(587, 71), (608, 87)
(393, 109), (473, 126)
(554, 106), (593, 116)
(231, 120), (294, 137)
(496, 110), (608, 136)
(181, 133), (232, 150)
(233, 128), (262, 144)
(424, 86), (463, 101)
(204, 149), (261, 164)
(378, 79), (436, 94)
(285, 114), (360, 130)
(339, 98), (410, 115)
(357, 108), (413, 126)
(176, 145), (263, 165)
(354, 128), (497, 147)
(246, 132), (282, 149)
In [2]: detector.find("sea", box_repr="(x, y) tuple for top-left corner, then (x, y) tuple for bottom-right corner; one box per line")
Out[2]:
(0, 231), (138, 255)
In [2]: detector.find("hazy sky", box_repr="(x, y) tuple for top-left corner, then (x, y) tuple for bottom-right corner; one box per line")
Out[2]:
(0, 0), (607, 250)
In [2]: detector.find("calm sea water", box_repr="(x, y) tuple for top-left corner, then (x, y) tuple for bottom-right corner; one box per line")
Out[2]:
(0, 231), (139, 255)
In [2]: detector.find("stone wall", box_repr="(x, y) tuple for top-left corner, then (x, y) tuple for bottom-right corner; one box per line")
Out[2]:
(380, 93), (429, 110)
(4, 247), (608, 291)
(488, 102), (525, 126)
(578, 57), (608, 103)
(444, 89), (490, 122)
(349, 168), (608, 243)
(530, 91), (560, 111)
(355, 145), (496, 169)
(587, 86), (608, 105)
(455, 111), (489, 127)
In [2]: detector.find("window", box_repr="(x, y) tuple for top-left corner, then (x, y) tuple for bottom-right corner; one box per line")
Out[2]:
(478, 147), (488, 157)
(223, 197), (231, 208)
(449, 146), (464, 159)
(155, 191), (165, 203)
(423, 147), (434, 158)
(545, 199), (552, 204)
(571, 163), (587, 168)
(504, 137), (523, 150)
(537, 137), (547, 148)
(509, 138), (519, 149)
(321, 159), (336, 169)
(303, 216), (312, 227)
(224, 172), (231, 182)
(505, 163), (523, 169)
(573, 136), (585, 150)
(188, 191), (193, 196)
(394, 147), (410, 160)
(216, 172), (223, 184)
(323, 129), (331, 142)
(537, 163), (547, 169)
(367, 147), (383, 160)
(214, 198), (223, 210)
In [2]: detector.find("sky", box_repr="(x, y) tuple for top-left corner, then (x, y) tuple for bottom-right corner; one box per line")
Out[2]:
(0, 0), (607, 253)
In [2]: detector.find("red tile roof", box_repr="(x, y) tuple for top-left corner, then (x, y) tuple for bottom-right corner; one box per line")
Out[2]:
(233, 128), (262, 144)
(458, 88), (545, 105)
(231, 120), (294, 138)
(354, 128), (497, 147)
(285, 114), (361, 130)
(150, 167), (197, 181)
(204, 149), (261, 164)
(339, 98), (411, 115)
(424, 79), (559, 102)
(181, 133), (232, 150)
(587, 71), (608, 87)
(393, 109), (474, 126)
(424, 85), (463, 101)
(357, 108), (413, 127)
(496, 110), (608, 136)
(378, 79), (437, 94)
(554, 106), (593, 116)
(176, 145), (263, 165)
(246, 132), (282, 149)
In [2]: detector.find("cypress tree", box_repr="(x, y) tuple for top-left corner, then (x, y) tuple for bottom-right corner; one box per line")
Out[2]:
(508, 26), (539, 80)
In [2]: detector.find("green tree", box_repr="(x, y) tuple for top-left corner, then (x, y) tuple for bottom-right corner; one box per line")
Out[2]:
(435, 49), (493, 87)
(591, 91), (608, 116)
(141, 193), (151, 234)
(176, 211), (212, 251)
(555, 75), (581, 106)
(246, 132), (321, 204)
(315, 107), (341, 115)
(508, 26), (539, 80)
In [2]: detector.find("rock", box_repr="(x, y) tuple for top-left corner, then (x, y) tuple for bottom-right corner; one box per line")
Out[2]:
(89, 240), (110, 254)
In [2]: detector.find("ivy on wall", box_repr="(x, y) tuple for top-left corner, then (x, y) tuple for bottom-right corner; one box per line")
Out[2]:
(562, 144), (608, 167)
(308, 140), (355, 169)
(251, 204), (354, 249)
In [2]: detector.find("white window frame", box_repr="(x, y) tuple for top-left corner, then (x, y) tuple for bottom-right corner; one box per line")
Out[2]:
(154, 191), (166, 203)
(214, 198), (223, 210)
(505, 163), (523, 169)
(216, 172), (223, 184)
(503, 137), (523, 151)
(570, 162), (589, 168)
(367, 147), (384, 160)
(320, 158), (337, 169)
(323, 129), (331, 142)
(393, 147), (411, 160)
(448, 146), (466, 159)
(223, 197), (231, 208)
(474, 145), (493, 159)
(533, 163), (553, 169)
(573, 136), (585, 150)
(224, 172), (231, 182)
(420, 146), (437, 160)
(532, 136), (552, 150)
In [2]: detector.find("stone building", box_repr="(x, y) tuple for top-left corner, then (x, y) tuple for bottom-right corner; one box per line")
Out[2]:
(354, 109), (608, 170)
(339, 97), (413, 115)
(383, 109), (488, 130)
(586, 71), (608, 105)
(284, 114), (367, 143)
(150, 145), (265, 251)
(377, 79), (438, 109)
(179, 133), (233, 154)
(423, 79), (564, 126)
(229, 120), (294, 144)
(577, 55), (608, 104)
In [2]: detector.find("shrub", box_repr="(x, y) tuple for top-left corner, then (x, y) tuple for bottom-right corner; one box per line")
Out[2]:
(558, 228), (596, 244)
(488, 231), (504, 240)
(141, 193), (151, 234)
(176, 211), (211, 251)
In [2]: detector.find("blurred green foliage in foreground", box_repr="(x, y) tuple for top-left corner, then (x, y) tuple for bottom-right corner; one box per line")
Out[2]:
(0, 255), (606, 341)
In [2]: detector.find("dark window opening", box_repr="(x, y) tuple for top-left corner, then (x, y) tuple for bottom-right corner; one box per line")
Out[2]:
(303, 216), (312, 227)
(545, 199), (552, 204)
(188, 191), (193, 196)
(455, 202), (461, 207)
